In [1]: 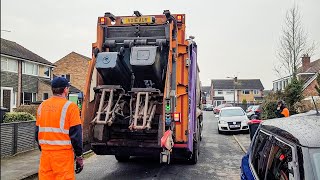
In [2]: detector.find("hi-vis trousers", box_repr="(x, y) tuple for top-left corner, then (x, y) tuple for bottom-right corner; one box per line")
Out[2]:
(39, 149), (75, 180)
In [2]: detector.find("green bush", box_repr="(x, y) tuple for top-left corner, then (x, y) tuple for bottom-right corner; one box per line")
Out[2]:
(261, 91), (284, 120)
(3, 112), (35, 123)
(242, 99), (247, 104)
(14, 105), (39, 116)
(315, 74), (320, 96)
(261, 99), (278, 120)
(283, 78), (303, 114)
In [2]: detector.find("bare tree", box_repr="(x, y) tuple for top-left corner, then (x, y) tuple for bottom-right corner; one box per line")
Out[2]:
(274, 5), (316, 79)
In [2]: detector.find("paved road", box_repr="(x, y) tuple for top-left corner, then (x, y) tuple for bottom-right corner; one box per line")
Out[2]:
(75, 111), (248, 180)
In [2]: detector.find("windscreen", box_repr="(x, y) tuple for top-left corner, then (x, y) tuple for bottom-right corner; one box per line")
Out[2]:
(310, 148), (320, 180)
(220, 109), (245, 117)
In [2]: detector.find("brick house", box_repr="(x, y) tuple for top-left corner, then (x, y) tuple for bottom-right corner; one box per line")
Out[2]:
(53, 52), (91, 92)
(1, 38), (54, 111)
(272, 55), (320, 97)
(211, 79), (264, 107)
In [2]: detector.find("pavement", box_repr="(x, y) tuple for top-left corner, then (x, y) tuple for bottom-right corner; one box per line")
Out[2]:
(1, 149), (40, 180)
(1, 111), (251, 180)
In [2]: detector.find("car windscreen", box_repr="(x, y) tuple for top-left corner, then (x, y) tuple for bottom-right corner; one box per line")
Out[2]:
(309, 148), (320, 179)
(220, 109), (245, 117)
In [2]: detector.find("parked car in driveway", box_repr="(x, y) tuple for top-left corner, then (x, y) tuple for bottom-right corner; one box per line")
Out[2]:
(203, 104), (214, 111)
(241, 110), (320, 180)
(213, 103), (233, 114)
(246, 105), (262, 119)
(216, 107), (249, 133)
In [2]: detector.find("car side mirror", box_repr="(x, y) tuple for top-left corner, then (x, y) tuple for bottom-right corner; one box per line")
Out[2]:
(215, 115), (219, 118)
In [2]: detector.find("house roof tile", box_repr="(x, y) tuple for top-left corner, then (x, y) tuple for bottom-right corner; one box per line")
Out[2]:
(211, 79), (264, 90)
(1, 38), (54, 66)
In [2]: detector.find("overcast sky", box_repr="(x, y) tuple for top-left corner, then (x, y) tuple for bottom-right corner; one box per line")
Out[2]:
(1, 0), (320, 89)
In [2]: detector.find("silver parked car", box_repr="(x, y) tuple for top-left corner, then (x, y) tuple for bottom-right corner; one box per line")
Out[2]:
(216, 107), (249, 133)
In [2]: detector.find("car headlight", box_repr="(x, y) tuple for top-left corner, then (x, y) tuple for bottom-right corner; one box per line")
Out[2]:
(219, 120), (227, 124)
(241, 120), (249, 125)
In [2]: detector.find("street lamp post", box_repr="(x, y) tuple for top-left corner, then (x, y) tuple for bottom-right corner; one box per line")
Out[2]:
(227, 76), (237, 106)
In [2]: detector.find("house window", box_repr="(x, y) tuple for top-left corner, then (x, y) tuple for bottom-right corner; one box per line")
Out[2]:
(43, 93), (49, 100)
(1, 57), (18, 72)
(217, 90), (223, 95)
(253, 90), (259, 95)
(226, 91), (233, 95)
(242, 90), (250, 94)
(12, 92), (17, 107)
(22, 62), (38, 75)
(22, 92), (37, 105)
(43, 67), (50, 78)
(61, 74), (71, 82)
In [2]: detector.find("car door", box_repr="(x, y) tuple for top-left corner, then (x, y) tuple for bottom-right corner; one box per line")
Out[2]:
(250, 130), (273, 179)
(264, 137), (298, 180)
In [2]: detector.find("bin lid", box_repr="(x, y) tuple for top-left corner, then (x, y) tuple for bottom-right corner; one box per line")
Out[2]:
(248, 119), (263, 124)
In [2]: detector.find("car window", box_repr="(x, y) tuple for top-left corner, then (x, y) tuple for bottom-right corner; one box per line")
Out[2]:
(309, 148), (320, 180)
(220, 109), (245, 117)
(265, 138), (294, 180)
(225, 104), (233, 107)
(246, 106), (253, 111)
(251, 131), (273, 179)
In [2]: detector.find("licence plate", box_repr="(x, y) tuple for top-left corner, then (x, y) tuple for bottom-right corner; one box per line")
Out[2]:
(229, 125), (240, 128)
(122, 16), (154, 24)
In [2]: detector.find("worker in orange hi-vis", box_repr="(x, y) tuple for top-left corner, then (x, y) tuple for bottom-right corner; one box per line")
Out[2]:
(35, 77), (84, 180)
(275, 100), (290, 118)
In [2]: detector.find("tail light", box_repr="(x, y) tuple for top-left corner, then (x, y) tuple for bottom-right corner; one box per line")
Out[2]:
(255, 109), (261, 113)
(173, 112), (180, 122)
(99, 17), (106, 25)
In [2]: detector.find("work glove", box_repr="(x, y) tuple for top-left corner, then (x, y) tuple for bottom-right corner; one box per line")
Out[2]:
(75, 156), (84, 174)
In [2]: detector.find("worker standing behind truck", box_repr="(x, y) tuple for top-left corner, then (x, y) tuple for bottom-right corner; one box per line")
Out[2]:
(275, 100), (290, 118)
(35, 77), (84, 179)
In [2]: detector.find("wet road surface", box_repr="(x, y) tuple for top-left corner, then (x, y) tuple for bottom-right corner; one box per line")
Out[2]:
(76, 111), (249, 180)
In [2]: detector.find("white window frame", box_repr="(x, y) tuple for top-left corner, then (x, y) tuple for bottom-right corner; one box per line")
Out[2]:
(1, 57), (18, 73)
(22, 92), (37, 104)
(61, 74), (71, 82)
(253, 90), (259, 95)
(43, 92), (49, 100)
(0, 87), (14, 112)
(42, 66), (51, 78)
(22, 61), (39, 76)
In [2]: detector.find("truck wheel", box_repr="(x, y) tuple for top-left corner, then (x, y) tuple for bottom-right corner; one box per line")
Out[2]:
(115, 155), (130, 162)
(189, 121), (200, 164)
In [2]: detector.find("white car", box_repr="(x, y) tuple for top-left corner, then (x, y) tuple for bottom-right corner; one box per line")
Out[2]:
(216, 107), (249, 133)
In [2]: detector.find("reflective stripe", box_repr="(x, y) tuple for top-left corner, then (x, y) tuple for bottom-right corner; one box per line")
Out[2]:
(39, 140), (71, 145)
(38, 104), (42, 117)
(60, 101), (72, 130)
(39, 127), (69, 134)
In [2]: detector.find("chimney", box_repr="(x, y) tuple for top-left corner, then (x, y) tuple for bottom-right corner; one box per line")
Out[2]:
(302, 54), (310, 72)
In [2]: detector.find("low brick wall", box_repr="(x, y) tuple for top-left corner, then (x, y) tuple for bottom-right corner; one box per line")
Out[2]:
(1, 121), (36, 157)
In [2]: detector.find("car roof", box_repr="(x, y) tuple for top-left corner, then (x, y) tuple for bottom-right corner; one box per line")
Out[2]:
(261, 110), (320, 148)
(220, 107), (243, 110)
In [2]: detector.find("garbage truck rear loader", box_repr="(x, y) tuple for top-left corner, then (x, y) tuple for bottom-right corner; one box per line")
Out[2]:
(81, 10), (203, 164)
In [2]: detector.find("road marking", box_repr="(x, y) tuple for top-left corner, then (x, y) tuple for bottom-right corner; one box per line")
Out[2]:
(233, 135), (246, 153)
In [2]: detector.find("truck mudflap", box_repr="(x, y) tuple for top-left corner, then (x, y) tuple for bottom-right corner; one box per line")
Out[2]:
(160, 130), (174, 164)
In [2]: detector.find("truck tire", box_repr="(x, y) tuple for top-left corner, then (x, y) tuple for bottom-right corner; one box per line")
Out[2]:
(189, 121), (200, 164)
(115, 155), (130, 162)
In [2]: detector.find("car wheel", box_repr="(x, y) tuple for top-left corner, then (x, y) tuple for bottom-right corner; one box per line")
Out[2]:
(218, 128), (221, 134)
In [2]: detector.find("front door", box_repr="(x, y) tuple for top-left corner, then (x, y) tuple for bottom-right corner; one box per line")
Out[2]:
(2, 89), (11, 110)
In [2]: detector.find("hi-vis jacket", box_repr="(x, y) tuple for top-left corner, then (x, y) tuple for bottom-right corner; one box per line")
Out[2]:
(36, 96), (83, 156)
